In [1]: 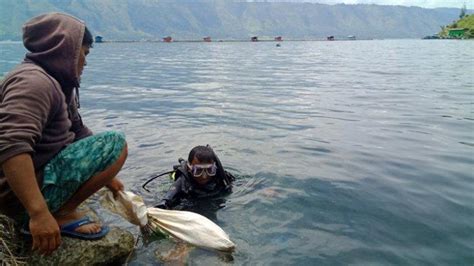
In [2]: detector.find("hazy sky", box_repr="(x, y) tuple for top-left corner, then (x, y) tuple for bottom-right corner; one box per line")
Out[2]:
(259, 1), (470, 9)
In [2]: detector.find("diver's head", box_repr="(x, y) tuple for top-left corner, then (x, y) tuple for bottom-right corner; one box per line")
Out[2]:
(187, 145), (217, 186)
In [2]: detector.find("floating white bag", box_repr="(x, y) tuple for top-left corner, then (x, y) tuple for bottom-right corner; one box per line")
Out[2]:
(146, 207), (235, 252)
(99, 190), (235, 252)
(100, 190), (148, 227)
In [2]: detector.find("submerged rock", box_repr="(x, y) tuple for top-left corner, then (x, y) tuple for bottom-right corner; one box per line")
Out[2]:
(0, 206), (135, 265)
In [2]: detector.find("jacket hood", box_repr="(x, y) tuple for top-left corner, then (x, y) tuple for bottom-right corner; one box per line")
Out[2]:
(23, 12), (85, 91)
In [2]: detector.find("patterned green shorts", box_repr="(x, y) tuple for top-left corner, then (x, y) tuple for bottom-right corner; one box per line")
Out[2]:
(41, 131), (126, 214)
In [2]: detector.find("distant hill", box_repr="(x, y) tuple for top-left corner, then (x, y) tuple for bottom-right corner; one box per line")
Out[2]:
(0, 0), (468, 41)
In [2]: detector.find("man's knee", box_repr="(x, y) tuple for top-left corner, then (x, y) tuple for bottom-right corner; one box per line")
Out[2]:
(112, 131), (127, 158)
(105, 131), (127, 161)
(102, 131), (126, 144)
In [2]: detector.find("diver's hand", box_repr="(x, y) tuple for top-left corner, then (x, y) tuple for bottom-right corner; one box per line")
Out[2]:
(155, 200), (170, 210)
(106, 177), (124, 198)
(29, 209), (61, 255)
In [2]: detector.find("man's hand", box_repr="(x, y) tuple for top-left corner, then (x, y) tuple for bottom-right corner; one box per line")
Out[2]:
(29, 210), (61, 255)
(2, 153), (61, 255)
(106, 177), (124, 198)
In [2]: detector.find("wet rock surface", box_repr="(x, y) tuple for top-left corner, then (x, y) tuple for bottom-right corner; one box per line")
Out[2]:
(0, 205), (135, 265)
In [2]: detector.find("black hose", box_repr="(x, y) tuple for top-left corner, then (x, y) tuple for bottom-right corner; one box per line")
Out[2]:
(142, 171), (174, 192)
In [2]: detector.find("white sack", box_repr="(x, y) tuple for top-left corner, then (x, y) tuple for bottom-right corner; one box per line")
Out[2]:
(147, 207), (235, 252)
(99, 190), (148, 227)
(99, 190), (235, 252)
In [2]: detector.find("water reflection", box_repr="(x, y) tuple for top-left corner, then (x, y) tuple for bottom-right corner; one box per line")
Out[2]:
(1, 40), (473, 265)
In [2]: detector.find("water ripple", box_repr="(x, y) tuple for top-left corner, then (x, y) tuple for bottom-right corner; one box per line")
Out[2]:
(2, 40), (473, 265)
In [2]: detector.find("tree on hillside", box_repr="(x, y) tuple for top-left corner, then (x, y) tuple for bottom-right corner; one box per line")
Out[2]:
(459, 3), (466, 19)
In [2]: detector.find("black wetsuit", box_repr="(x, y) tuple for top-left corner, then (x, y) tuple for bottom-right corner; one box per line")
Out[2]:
(156, 158), (234, 210)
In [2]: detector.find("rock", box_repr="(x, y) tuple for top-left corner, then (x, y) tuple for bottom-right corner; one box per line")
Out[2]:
(0, 214), (25, 265)
(26, 227), (135, 265)
(0, 205), (135, 266)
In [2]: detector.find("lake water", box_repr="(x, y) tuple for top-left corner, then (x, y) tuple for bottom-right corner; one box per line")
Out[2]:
(1, 40), (473, 265)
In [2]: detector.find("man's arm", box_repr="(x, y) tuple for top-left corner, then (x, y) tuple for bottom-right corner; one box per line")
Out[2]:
(2, 153), (61, 255)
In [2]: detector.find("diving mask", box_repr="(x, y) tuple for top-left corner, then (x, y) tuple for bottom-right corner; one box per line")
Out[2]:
(188, 162), (217, 177)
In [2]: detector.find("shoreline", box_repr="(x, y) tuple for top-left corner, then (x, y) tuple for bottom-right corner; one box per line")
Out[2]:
(1, 38), (470, 44)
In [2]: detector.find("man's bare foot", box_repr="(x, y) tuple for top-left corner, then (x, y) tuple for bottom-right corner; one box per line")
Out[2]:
(54, 210), (102, 234)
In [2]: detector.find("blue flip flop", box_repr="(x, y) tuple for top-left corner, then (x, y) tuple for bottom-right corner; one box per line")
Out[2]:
(60, 216), (109, 240)
(20, 216), (109, 240)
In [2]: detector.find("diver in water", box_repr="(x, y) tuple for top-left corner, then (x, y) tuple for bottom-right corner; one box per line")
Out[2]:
(153, 145), (235, 210)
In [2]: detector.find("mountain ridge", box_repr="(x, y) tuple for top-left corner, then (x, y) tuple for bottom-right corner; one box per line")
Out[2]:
(0, 0), (466, 41)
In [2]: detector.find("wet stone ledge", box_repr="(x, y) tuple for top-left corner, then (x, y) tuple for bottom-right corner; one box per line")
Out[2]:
(0, 208), (135, 265)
